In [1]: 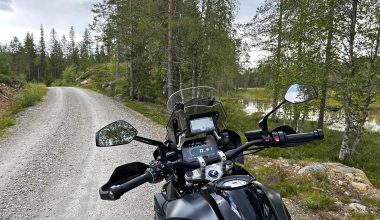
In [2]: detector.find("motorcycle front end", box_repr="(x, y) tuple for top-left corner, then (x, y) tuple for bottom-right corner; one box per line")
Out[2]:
(95, 83), (323, 220)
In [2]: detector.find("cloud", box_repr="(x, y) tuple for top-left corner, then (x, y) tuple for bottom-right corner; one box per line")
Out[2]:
(0, 0), (98, 43)
(0, 0), (12, 12)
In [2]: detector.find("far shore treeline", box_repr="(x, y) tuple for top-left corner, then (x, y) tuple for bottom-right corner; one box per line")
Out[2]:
(0, 0), (379, 161)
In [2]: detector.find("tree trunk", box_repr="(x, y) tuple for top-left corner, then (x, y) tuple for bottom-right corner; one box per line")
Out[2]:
(272, 0), (283, 118)
(339, 0), (358, 160)
(318, 0), (335, 129)
(115, 39), (120, 77)
(167, 0), (174, 98)
(352, 24), (380, 152)
(129, 59), (134, 98)
(128, 0), (135, 98)
(339, 103), (351, 160)
(192, 66), (198, 87)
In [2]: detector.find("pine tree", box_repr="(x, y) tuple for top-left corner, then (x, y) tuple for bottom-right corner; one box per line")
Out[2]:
(36, 24), (47, 82)
(24, 32), (37, 81)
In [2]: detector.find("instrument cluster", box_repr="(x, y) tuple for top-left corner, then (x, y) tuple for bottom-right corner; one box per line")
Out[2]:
(181, 136), (219, 162)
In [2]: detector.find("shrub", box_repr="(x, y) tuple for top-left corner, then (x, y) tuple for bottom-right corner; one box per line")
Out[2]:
(12, 84), (47, 113)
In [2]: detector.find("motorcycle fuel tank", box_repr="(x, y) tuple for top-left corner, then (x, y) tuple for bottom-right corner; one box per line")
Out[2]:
(154, 183), (289, 220)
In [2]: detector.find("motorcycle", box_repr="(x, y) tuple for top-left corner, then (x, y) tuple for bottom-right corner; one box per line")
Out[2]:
(95, 83), (324, 220)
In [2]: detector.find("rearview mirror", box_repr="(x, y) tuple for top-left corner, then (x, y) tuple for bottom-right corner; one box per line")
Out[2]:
(96, 120), (137, 147)
(284, 84), (317, 104)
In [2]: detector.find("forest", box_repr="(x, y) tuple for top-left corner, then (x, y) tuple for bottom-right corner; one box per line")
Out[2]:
(0, 0), (379, 163)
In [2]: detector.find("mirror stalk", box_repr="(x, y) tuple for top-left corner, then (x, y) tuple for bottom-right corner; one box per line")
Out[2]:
(259, 100), (287, 131)
(134, 136), (167, 160)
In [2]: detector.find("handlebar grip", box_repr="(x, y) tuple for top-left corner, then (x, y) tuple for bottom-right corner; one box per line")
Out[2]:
(284, 129), (324, 145)
(104, 172), (153, 200)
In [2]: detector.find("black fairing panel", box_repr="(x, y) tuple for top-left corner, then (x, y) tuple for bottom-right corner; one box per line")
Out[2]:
(253, 181), (291, 220)
(214, 184), (289, 220)
(159, 183), (290, 220)
(165, 194), (219, 220)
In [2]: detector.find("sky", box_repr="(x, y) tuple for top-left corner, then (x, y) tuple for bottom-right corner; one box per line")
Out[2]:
(0, 0), (265, 65)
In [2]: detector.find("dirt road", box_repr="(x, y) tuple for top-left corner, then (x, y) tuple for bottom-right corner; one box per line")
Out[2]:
(0, 87), (164, 219)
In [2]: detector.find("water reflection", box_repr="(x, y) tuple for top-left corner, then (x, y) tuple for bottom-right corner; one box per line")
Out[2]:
(241, 99), (380, 132)
(96, 120), (137, 147)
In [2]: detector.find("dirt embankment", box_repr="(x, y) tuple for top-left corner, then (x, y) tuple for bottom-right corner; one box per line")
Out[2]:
(0, 83), (17, 115)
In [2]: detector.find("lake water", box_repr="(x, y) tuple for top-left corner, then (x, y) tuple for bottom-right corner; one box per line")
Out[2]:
(240, 99), (380, 132)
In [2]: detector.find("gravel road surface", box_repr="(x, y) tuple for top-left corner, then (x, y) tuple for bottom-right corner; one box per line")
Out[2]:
(0, 87), (164, 219)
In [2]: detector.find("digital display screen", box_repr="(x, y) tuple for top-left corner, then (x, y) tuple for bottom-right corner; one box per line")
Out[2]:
(182, 137), (219, 162)
(189, 117), (215, 134)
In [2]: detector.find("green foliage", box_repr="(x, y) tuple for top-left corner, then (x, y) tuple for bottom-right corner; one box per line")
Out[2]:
(0, 83), (47, 136)
(362, 197), (380, 209)
(311, 171), (329, 183)
(60, 65), (79, 86)
(348, 212), (378, 220)
(301, 191), (337, 211)
(124, 99), (168, 126)
(0, 73), (13, 85)
(12, 84), (47, 114)
(0, 115), (15, 130)
(0, 53), (11, 75)
(44, 72), (54, 87)
(232, 88), (272, 101)
(341, 195), (351, 204)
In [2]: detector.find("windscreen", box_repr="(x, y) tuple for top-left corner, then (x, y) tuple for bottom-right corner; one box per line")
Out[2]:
(167, 86), (221, 112)
(165, 86), (227, 142)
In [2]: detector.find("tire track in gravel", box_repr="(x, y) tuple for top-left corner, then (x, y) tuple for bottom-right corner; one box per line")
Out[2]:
(0, 87), (165, 220)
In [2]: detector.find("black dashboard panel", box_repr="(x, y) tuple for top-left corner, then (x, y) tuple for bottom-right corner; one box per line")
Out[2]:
(181, 136), (219, 162)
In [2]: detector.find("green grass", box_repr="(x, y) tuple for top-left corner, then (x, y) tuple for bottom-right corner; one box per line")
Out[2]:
(348, 212), (378, 220)
(234, 87), (272, 101)
(301, 191), (337, 211)
(244, 156), (338, 211)
(11, 84), (47, 114)
(0, 115), (15, 136)
(0, 83), (47, 136)
(124, 99), (168, 126)
(362, 197), (380, 209)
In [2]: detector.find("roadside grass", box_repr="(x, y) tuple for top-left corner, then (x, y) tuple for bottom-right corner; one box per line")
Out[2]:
(83, 84), (168, 126)
(124, 98), (168, 126)
(0, 83), (47, 137)
(0, 115), (16, 136)
(11, 84), (47, 114)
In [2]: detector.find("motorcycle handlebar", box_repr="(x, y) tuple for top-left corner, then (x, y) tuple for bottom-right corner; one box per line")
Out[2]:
(171, 129), (324, 168)
(282, 129), (324, 147)
(172, 139), (264, 169)
(100, 129), (324, 199)
(102, 171), (153, 200)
